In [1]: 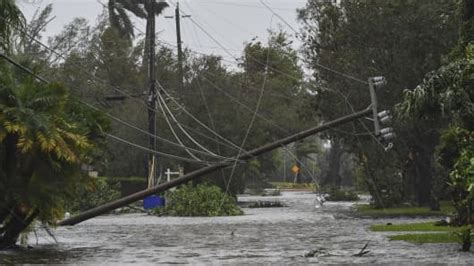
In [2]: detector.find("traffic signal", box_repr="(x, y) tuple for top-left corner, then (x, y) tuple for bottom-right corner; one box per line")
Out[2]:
(368, 76), (395, 150)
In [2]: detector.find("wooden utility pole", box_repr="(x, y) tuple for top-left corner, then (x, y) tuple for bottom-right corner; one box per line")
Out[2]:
(175, 2), (184, 91)
(147, 0), (158, 188)
(165, 1), (190, 91)
(59, 107), (372, 226)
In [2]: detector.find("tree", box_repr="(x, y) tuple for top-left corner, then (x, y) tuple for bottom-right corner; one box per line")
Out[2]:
(107, 0), (167, 40)
(398, 44), (473, 223)
(107, 0), (168, 71)
(298, 0), (459, 207)
(172, 30), (317, 192)
(396, 0), (473, 223)
(0, 0), (24, 51)
(0, 61), (109, 248)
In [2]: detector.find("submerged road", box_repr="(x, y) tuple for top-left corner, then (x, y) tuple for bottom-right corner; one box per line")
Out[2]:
(0, 191), (471, 264)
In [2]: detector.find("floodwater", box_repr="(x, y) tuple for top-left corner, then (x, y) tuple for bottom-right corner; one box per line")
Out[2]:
(1, 191), (472, 264)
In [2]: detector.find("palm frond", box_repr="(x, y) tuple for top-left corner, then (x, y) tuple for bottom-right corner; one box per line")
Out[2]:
(0, 0), (25, 50)
(154, 1), (170, 16)
(116, 5), (135, 39)
(120, 0), (147, 18)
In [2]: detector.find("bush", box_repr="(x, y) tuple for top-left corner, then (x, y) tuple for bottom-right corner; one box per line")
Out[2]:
(66, 177), (121, 213)
(155, 183), (243, 217)
(453, 227), (473, 251)
(326, 188), (360, 201)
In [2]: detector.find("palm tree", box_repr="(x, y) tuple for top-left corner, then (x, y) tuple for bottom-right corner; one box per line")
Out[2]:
(0, 0), (25, 51)
(0, 63), (107, 249)
(107, 0), (169, 41)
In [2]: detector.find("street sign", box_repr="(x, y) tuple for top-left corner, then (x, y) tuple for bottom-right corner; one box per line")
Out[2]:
(291, 165), (300, 174)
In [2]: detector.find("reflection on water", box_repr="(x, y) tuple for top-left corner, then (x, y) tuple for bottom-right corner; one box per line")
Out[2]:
(0, 192), (471, 264)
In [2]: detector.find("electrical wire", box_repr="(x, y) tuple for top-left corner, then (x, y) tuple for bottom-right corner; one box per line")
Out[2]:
(0, 52), (216, 164)
(218, 15), (273, 210)
(156, 90), (203, 162)
(168, 0), (369, 86)
(280, 144), (319, 185)
(0, 15), (239, 162)
(227, 2), (381, 145)
(106, 133), (210, 164)
(157, 91), (221, 157)
(258, 0), (368, 85)
(157, 82), (245, 152)
(156, 89), (238, 163)
(81, 100), (234, 159)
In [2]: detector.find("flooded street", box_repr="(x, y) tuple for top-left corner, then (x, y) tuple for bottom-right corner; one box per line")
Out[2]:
(1, 191), (471, 264)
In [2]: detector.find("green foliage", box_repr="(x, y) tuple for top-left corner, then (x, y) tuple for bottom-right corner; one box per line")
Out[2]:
(0, 69), (107, 219)
(299, 0), (460, 208)
(371, 222), (455, 232)
(396, 37), (473, 223)
(107, 0), (168, 40)
(155, 183), (243, 217)
(326, 188), (359, 201)
(389, 233), (458, 244)
(449, 145), (474, 225)
(355, 202), (454, 218)
(0, 57), (109, 248)
(66, 177), (121, 213)
(0, 0), (25, 51)
(396, 46), (474, 127)
(384, 226), (472, 248)
(453, 227), (473, 251)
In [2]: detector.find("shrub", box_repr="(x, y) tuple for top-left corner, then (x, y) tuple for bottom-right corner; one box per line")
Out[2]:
(66, 177), (121, 213)
(453, 227), (473, 251)
(155, 183), (243, 217)
(326, 188), (360, 201)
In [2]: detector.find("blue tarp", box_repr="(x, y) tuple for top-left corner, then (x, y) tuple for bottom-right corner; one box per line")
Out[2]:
(143, 195), (165, 209)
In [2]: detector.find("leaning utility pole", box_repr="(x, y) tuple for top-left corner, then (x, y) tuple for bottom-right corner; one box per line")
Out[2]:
(147, 0), (158, 188)
(165, 1), (190, 91)
(59, 107), (372, 226)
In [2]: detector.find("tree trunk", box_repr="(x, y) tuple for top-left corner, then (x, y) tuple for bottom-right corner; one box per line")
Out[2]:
(363, 160), (385, 208)
(322, 140), (343, 188)
(0, 201), (14, 228)
(412, 146), (436, 207)
(0, 206), (10, 225)
(0, 207), (38, 249)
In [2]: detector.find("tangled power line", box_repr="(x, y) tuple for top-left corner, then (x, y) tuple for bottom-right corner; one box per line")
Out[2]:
(2, 0), (378, 188)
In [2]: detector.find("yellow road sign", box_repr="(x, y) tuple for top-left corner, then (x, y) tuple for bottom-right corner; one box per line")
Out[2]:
(291, 165), (300, 174)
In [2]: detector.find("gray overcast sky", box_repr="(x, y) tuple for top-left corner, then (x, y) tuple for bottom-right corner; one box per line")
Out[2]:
(18, 0), (307, 65)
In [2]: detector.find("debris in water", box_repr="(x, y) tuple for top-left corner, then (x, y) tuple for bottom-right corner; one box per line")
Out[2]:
(304, 248), (331, 258)
(353, 241), (370, 257)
